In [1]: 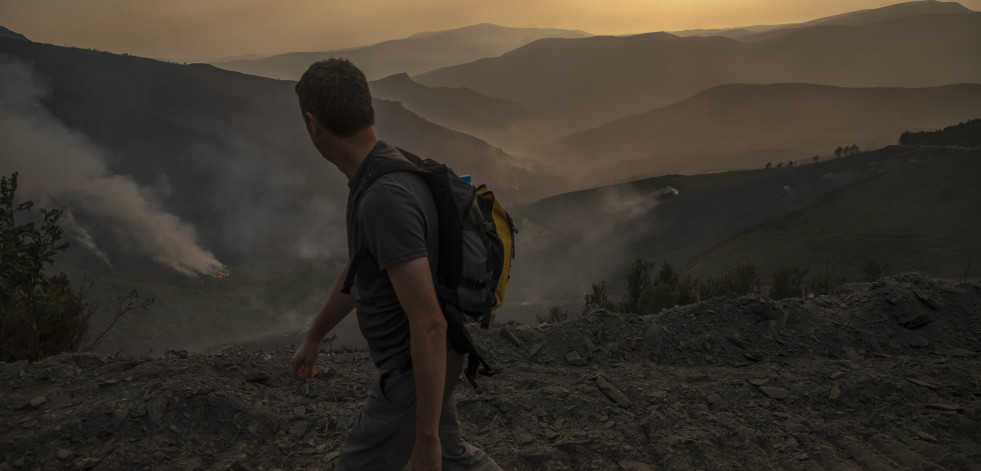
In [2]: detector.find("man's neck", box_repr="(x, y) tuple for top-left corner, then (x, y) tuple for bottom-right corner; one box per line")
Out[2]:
(334, 128), (379, 180)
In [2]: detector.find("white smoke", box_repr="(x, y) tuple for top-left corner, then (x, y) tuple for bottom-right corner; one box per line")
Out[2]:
(0, 54), (223, 276)
(59, 210), (112, 268)
(292, 194), (345, 261)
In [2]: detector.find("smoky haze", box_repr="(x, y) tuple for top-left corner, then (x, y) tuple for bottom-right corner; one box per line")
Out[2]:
(0, 55), (223, 276)
(501, 184), (667, 319)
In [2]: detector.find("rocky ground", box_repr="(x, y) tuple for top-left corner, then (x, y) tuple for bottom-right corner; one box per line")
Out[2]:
(2, 273), (980, 470)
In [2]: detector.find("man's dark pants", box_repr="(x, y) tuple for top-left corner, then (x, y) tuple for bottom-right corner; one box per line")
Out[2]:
(334, 350), (501, 470)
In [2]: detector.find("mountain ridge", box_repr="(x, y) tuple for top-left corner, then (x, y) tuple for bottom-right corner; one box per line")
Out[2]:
(0, 26), (29, 42)
(369, 72), (562, 152)
(672, 0), (973, 38)
(212, 24), (590, 81)
(530, 82), (981, 184)
(416, 8), (981, 132)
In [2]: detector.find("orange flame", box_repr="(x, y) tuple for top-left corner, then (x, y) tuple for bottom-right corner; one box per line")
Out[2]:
(213, 265), (230, 279)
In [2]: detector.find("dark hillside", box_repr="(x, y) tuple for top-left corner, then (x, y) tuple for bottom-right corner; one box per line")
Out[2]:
(503, 144), (980, 310)
(900, 118), (981, 146)
(690, 145), (981, 281)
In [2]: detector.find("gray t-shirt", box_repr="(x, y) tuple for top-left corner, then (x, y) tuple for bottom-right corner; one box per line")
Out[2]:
(346, 141), (439, 369)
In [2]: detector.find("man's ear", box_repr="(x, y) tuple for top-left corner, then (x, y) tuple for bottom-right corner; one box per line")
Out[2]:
(304, 112), (319, 133)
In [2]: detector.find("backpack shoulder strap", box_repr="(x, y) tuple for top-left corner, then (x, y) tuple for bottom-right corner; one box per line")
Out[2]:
(340, 152), (430, 295)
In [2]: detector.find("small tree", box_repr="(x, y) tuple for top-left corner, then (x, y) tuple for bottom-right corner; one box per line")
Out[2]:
(584, 281), (617, 312)
(0, 173), (151, 361)
(656, 261), (679, 287)
(622, 258), (656, 314)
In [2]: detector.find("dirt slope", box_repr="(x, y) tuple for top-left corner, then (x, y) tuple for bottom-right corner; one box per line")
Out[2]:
(2, 273), (979, 470)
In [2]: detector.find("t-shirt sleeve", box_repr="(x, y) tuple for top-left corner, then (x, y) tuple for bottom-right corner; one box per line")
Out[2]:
(358, 178), (429, 271)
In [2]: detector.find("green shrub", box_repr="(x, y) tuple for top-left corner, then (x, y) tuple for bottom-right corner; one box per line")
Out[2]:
(807, 264), (845, 296)
(771, 266), (810, 300)
(700, 264), (759, 298)
(0, 173), (151, 362)
(677, 275), (699, 305)
(640, 281), (679, 314)
(538, 306), (569, 324)
(619, 259), (703, 315)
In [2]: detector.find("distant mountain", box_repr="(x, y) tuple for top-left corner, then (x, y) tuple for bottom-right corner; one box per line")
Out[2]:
(673, 1), (970, 39)
(0, 37), (549, 277)
(791, 0), (971, 28)
(531, 83), (981, 184)
(370, 73), (564, 152)
(672, 27), (778, 41)
(416, 8), (981, 131)
(0, 26), (29, 41)
(741, 1), (975, 43)
(212, 24), (590, 81)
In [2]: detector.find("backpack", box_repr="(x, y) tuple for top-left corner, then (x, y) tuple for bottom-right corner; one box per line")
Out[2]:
(340, 147), (517, 391)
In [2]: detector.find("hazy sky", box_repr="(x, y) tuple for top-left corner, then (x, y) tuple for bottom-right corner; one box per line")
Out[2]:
(2, 0), (979, 62)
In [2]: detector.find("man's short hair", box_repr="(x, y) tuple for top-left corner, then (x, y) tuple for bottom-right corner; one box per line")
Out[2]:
(295, 58), (374, 137)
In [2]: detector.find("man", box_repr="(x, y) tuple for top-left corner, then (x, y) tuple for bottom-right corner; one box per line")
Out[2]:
(289, 58), (501, 471)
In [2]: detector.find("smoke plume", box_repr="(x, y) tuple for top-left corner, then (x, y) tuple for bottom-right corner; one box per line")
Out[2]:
(0, 54), (223, 276)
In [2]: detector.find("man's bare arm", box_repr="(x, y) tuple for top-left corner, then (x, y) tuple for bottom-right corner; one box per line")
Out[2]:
(387, 257), (447, 470)
(291, 262), (356, 381)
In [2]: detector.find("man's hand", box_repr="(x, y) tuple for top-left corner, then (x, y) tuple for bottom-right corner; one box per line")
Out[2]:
(290, 339), (320, 382)
(290, 262), (355, 382)
(410, 433), (441, 471)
